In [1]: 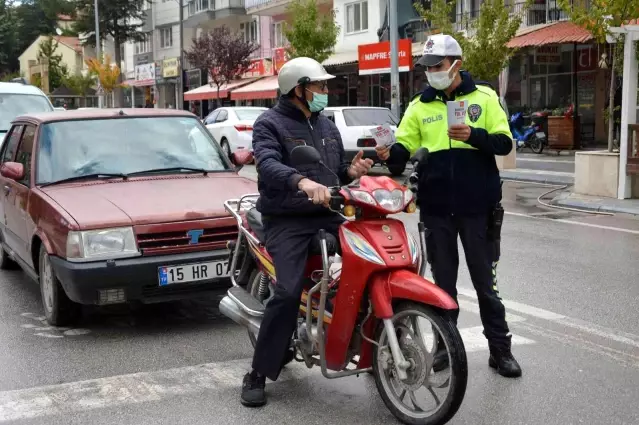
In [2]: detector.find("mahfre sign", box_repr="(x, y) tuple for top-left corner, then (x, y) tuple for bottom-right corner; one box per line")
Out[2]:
(358, 39), (413, 75)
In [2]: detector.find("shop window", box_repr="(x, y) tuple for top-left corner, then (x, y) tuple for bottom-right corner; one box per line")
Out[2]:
(160, 27), (173, 49)
(548, 74), (572, 108)
(547, 49), (572, 74)
(530, 76), (546, 110)
(346, 1), (368, 34)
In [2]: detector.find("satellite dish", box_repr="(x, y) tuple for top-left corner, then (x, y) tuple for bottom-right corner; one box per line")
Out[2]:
(55, 28), (63, 36)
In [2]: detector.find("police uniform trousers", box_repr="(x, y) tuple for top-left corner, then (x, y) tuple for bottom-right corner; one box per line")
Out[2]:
(422, 211), (511, 350)
(251, 214), (343, 381)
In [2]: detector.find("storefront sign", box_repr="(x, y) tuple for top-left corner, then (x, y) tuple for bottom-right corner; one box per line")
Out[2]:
(534, 45), (561, 65)
(577, 46), (597, 72)
(358, 39), (413, 75)
(155, 61), (163, 81)
(163, 58), (179, 78)
(186, 69), (202, 89)
(135, 63), (155, 82)
(273, 47), (289, 73)
(242, 59), (274, 78)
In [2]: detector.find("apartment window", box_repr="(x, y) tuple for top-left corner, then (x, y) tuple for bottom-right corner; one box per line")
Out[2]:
(160, 27), (173, 48)
(346, 0), (368, 34)
(240, 19), (258, 44)
(188, 0), (210, 14)
(135, 33), (151, 54)
(273, 21), (288, 48)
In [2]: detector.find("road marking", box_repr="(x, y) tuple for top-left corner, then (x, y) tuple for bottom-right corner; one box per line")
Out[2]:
(457, 299), (526, 323)
(505, 211), (639, 235)
(457, 288), (639, 350)
(0, 326), (535, 423)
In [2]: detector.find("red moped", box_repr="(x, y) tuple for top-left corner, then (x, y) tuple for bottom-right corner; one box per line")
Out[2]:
(221, 146), (468, 425)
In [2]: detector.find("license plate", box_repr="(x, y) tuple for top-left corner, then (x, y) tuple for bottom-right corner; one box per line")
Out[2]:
(158, 260), (229, 286)
(536, 132), (546, 138)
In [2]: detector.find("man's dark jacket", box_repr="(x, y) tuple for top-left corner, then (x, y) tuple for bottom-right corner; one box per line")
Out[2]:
(252, 97), (352, 217)
(388, 72), (511, 216)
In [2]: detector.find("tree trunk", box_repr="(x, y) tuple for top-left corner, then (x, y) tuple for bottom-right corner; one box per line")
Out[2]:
(607, 45), (617, 153)
(114, 37), (124, 108)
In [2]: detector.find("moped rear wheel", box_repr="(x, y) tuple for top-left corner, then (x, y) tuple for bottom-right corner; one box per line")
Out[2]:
(372, 302), (468, 425)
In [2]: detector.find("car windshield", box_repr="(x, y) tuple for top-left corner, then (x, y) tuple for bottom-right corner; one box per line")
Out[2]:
(36, 116), (229, 185)
(234, 108), (267, 121)
(342, 108), (398, 126)
(0, 93), (53, 131)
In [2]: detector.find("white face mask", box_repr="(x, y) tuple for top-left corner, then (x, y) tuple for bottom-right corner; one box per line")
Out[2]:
(426, 60), (460, 90)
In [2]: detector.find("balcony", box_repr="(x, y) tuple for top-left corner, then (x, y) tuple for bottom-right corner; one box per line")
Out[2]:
(245, 0), (330, 17)
(183, 0), (246, 28)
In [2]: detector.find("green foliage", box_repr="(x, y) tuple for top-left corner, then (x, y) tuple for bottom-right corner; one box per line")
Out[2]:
(62, 72), (94, 96)
(38, 36), (68, 91)
(0, 0), (19, 74)
(557, 0), (639, 44)
(416, 0), (529, 81)
(284, 0), (340, 63)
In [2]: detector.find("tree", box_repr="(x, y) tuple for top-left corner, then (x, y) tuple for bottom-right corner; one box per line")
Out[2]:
(184, 26), (257, 103)
(0, 0), (19, 75)
(37, 36), (68, 92)
(73, 0), (149, 107)
(284, 0), (339, 63)
(63, 73), (95, 106)
(557, 0), (639, 151)
(85, 53), (121, 95)
(416, 0), (529, 81)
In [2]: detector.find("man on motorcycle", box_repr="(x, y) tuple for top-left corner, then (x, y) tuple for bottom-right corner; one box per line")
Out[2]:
(241, 57), (373, 407)
(376, 34), (522, 378)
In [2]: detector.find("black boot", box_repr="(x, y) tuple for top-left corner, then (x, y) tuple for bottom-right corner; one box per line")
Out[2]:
(241, 370), (267, 407)
(489, 346), (522, 378)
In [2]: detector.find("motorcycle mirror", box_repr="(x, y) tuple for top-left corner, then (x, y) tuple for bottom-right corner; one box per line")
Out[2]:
(409, 147), (429, 166)
(291, 145), (321, 166)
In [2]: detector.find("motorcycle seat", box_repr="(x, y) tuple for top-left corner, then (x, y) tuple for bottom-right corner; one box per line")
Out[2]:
(246, 208), (339, 255)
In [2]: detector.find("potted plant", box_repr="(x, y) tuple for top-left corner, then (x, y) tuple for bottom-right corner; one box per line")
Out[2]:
(547, 103), (580, 150)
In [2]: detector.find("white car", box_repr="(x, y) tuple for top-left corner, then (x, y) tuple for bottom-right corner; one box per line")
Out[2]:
(0, 81), (54, 142)
(203, 107), (268, 159)
(321, 107), (402, 175)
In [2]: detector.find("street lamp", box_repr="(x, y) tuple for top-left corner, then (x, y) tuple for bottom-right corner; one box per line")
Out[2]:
(388, 0), (400, 118)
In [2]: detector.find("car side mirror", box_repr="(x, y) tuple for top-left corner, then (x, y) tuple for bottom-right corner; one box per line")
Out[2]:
(290, 145), (321, 166)
(0, 162), (25, 181)
(232, 150), (254, 170)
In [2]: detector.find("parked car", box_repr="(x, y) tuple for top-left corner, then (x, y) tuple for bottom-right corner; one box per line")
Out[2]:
(0, 108), (257, 325)
(0, 82), (54, 143)
(203, 107), (267, 160)
(321, 107), (403, 175)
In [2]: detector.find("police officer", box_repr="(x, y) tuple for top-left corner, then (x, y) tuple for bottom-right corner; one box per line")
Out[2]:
(241, 57), (373, 407)
(376, 34), (522, 378)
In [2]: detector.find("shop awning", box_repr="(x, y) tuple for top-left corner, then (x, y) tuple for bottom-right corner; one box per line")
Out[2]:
(184, 78), (259, 101)
(507, 21), (593, 48)
(230, 76), (279, 100)
(122, 79), (155, 87)
(322, 51), (358, 67)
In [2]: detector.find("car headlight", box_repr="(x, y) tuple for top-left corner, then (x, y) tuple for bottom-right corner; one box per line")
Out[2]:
(66, 227), (139, 262)
(372, 189), (405, 213)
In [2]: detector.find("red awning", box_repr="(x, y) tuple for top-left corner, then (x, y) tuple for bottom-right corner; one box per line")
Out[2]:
(230, 76), (279, 101)
(507, 21), (593, 48)
(184, 78), (259, 101)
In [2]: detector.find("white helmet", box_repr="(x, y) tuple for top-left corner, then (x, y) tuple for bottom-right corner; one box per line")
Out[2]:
(277, 57), (335, 94)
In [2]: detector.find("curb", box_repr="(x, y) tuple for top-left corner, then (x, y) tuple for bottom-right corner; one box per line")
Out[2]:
(551, 195), (639, 216)
(500, 169), (574, 185)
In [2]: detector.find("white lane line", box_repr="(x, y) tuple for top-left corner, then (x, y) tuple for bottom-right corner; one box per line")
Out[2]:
(457, 288), (639, 349)
(0, 326), (535, 422)
(457, 299), (526, 323)
(505, 211), (639, 235)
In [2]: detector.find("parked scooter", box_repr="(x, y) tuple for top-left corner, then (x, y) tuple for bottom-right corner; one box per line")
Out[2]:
(510, 111), (548, 154)
(221, 146), (468, 425)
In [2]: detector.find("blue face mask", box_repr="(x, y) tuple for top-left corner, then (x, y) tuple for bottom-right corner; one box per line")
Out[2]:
(306, 89), (328, 112)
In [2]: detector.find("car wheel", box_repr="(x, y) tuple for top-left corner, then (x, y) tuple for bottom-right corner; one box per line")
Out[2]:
(221, 139), (232, 162)
(387, 163), (406, 176)
(39, 246), (81, 326)
(0, 238), (18, 270)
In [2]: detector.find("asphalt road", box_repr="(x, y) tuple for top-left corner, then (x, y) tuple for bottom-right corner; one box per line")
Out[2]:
(515, 152), (575, 173)
(0, 168), (637, 425)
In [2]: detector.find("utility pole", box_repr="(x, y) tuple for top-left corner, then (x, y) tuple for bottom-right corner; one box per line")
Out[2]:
(389, 0), (400, 118)
(178, 0), (184, 110)
(94, 0), (104, 108)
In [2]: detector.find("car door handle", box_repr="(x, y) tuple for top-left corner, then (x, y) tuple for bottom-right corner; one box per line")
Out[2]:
(3, 185), (9, 195)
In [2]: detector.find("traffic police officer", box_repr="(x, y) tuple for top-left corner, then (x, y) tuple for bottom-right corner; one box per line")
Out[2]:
(376, 34), (522, 378)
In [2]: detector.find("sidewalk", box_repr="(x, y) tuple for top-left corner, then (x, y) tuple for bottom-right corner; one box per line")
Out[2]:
(501, 168), (574, 185)
(551, 191), (639, 216)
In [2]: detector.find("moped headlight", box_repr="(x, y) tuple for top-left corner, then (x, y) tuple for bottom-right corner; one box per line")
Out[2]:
(372, 189), (404, 213)
(349, 190), (377, 206)
(66, 227), (139, 262)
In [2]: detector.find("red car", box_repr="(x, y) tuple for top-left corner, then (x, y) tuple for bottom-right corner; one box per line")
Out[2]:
(0, 108), (256, 326)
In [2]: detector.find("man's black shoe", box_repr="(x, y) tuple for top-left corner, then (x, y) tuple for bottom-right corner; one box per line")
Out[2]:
(489, 347), (522, 378)
(241, 371), (267, 407)
(432, 347), (449, 372)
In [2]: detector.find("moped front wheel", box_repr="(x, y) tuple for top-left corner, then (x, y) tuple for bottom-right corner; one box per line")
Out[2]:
(372, 302), (468, 425)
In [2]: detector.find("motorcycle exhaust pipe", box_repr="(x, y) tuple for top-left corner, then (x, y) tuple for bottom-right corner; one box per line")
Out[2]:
(219, 296), (261, 335)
